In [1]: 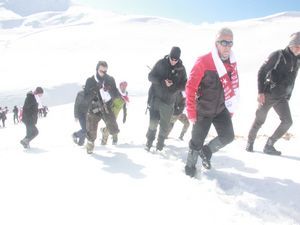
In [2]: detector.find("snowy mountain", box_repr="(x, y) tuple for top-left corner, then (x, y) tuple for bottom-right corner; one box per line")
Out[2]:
(0, 3), (300, 225)
(0, 0), (70, 16)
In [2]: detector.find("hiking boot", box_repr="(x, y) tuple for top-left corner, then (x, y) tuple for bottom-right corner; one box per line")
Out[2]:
(199, 145), (212, 170)
(179, 133), (184, 140)
(112, 135), (118, 145)
(86, 141), (94, 154)
(185, 165), (196, 177)
(145, 140), (153, 151)
(72, 133), (78, 144)
(101, 128), (108, 145)
(185, 149), (199, 176)
(78, 137), (85, 146)
(156, 138), (165, 151)
(156, 143), (164, 151)
(20, 138), (30, 149)
(263, 145), (281, 156)
(245, 142), (254, 152)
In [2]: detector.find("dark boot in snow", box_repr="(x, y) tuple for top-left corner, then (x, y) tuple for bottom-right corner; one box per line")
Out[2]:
(263, 138), (281, 156)
(185, 149), (199, 177)
(20, 138), (30, 149)
(245, 142), (254, 152)
(86, 140), (94, 154)
(199, 145), (212, 170)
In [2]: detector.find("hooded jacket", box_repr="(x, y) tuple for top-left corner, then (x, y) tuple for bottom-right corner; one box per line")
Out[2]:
(22, 91), (39, 125)
(148, 55), (187, 105)
(258, 47), (300, 99)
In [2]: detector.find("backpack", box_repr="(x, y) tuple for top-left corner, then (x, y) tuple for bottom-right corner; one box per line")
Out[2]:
(264, 50), (286, 91)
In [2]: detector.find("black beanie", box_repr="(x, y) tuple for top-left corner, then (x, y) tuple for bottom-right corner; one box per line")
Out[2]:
(169, 46), (181, 60)
(35, 86), (44, 94)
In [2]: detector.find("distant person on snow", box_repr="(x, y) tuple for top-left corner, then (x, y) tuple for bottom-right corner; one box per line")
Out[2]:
(20, 87), (44, 149)
(84, 61), (119, 154)
(0, 106), (8, 127)
(185, 28), (239, 177)
(119, 81), (129, 124)
(246, 31), (300, 155)
(13, 105), (19, 124)
(145, 46), (187, 151)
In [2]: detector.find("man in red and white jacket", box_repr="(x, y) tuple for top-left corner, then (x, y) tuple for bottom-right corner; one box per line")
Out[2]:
(185, 27), (239, 177)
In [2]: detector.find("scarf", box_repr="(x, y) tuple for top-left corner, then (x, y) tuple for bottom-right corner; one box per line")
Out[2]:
(211, 47), (239, 115)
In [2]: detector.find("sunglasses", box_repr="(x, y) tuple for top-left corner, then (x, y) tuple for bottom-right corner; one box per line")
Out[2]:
(170, 58), (179, 62)
(217, 40), (233, 47)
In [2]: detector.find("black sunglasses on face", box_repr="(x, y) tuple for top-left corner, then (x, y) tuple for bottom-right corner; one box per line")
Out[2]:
(171, 58), (179, 62)
(217, 40), (233, 47)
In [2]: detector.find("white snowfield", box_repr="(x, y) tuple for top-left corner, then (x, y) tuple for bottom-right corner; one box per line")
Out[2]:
(0, 2), (300, 225)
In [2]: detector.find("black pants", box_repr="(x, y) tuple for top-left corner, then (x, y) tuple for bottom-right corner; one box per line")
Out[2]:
(25, 124), (39, 142)
(14, 113), (19, 123)
(189, 108), (234, 153)
(146, 98), (174, 145)
(248, 95), (292, 144)
(74, 113), (87, 142)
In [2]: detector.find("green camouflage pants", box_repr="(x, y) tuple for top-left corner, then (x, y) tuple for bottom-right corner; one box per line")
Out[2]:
(102, 97), (124, 144)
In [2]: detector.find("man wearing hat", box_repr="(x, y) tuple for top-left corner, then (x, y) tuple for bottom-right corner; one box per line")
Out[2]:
(20, 86), (44, 148)
(145, 46), (187, 151)
(246, 32), (300, 155)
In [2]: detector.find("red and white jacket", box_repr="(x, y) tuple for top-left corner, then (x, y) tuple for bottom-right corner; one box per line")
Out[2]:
(186, 51), (239, 121)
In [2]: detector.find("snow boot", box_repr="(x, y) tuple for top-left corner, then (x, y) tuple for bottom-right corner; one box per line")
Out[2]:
(72, 133), (78, 144)
(263, 138), (281, 156)
(145, 139), (153, 151)
(112, 134), (118, 145)
(245, 142), (254, 152)
(86, 140), (94, 154)
(179, 132), (184, 140)
(185, 149), (199, 177)
(185, 165), (196, 177)
(20, 138), (30, 149)
(156, 136), (165, 151)
(199, 145), (212, 169)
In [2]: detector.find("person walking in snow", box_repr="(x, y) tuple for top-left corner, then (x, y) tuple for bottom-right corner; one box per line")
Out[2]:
(84, 61), (119, 154)
(185, 28), (239, 177)
(72, 86), (89, 146)
(166, 91), (190, 140)
(0, 106), (8, 127)
(13, 105), (19, 124)
(100, 81), (126, 145)
(119, 81), (129, 124)
(20, 87), (44, 148)
(145, 46), (187, 151)
(246, 32), (300, 155)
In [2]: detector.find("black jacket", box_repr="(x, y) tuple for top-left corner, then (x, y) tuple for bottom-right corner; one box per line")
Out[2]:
(258, 47), (300, 99)
(74, 90), (89, 118)
(148, 55), (187, 105)
(84, 74), (121, 114)
(22, 92), (39, 125)
(173, 92), (186, 115)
